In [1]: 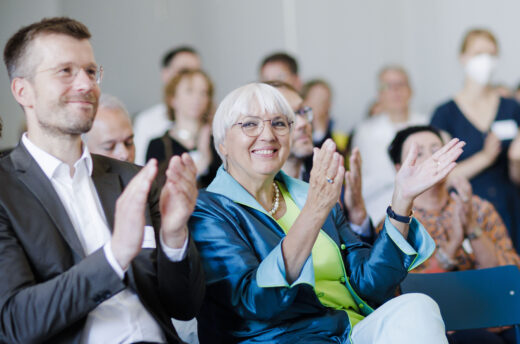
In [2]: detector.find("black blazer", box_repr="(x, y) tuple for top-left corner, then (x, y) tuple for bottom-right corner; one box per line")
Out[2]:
(0, 143), (205, 344)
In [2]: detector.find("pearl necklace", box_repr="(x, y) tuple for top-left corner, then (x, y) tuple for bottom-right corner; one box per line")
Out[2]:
(269, 182), (280, 216)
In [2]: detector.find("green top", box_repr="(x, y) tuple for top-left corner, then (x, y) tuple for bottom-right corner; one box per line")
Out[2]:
(275, 182), (365, 327)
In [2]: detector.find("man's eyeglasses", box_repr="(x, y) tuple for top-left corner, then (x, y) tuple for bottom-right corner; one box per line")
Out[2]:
(295, 106), (313, 122)
(32, 64), (104, 85)
(233, 116), (293, 137)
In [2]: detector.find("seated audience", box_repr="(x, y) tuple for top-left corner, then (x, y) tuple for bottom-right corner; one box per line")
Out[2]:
(431, 28), (520, 251)
(353, 65), (427, 222)
(386, 126), (519, 344)
(302, 79), (349, 155)
(0, 17), (204, 343)
(85, 94), (135, 162)
(190, 82), (466, 343)
(146, 69), (220, 188)
(134, 46), (201, 165)
(259, 52), (302, 91)
(387, 125), (520, 273)
(269, 80), (372, 241)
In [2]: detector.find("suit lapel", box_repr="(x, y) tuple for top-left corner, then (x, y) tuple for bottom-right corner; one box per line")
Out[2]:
(90, 156), (122, 232)
(10, 144), (86, 259)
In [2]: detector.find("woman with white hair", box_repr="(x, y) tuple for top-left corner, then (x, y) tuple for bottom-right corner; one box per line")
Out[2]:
(189, 83), (465, 343)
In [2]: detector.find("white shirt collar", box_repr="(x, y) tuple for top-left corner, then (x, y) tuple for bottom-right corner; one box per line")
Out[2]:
(22, 133), (93, 179)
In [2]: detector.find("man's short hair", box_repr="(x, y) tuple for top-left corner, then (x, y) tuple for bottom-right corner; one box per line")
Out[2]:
(3, 17), (91, 81)
(98, 94), (130, 118)
(263, 80), (301, 97)
(388, 125), (443, 164)
(260, 52), (299, 75)
(161, 46), (198, 69)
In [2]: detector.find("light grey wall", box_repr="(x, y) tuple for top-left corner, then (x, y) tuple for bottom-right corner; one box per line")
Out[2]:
(2, 0), (520, 150)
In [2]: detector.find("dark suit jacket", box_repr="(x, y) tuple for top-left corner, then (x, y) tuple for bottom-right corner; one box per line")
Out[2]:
(0, 143), (205, 344)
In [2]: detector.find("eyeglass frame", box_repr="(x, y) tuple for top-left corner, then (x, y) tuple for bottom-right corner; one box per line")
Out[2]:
(294, 106), (314, 122)
(232, 116), (294, 137)
(27, 63), (104, 85)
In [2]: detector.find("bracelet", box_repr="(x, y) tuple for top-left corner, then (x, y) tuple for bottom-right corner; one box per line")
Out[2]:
(386, 205), (413, 224)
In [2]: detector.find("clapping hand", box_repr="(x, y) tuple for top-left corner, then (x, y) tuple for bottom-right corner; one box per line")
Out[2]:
(160, 153), (198, 248)
(343, 147), (367, 225)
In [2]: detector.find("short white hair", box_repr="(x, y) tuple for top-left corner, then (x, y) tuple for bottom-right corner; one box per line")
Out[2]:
(98, 93), (130, 117)
(212, 82), (296, 163)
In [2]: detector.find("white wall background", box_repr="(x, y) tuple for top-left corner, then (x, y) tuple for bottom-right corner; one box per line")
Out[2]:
(2, 0), (520, 150)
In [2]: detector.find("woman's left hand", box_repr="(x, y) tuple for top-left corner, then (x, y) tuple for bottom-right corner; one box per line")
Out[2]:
(393, 138), (465, 208)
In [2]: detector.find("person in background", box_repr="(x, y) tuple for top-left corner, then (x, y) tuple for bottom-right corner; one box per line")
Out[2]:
(85, 94), (135, 162)
(387, 126), (519, 344)
(431, 28), (520, 251)
(190, 82), (465, 344)
(353, 65), (427, 223)
(146, 69), (219, 188)
(259, 52), (302, 91)
(302, 79), (350, 156)
(134, 46), (201, 165)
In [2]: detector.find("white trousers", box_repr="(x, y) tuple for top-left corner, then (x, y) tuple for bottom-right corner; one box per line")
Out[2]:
(351, 293), (448, 344)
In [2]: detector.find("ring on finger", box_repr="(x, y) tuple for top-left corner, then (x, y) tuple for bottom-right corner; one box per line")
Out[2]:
(326, 177), (334, 184)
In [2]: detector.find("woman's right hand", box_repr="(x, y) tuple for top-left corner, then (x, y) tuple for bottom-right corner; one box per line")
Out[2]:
(306, 139), (345, 217)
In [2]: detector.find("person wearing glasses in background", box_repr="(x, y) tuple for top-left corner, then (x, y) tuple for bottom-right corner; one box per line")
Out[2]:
(0, 17), (204, 343)
(189, 82), (465, 344)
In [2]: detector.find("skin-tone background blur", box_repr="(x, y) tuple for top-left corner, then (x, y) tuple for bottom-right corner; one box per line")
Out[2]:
(2, 0), (520, 150)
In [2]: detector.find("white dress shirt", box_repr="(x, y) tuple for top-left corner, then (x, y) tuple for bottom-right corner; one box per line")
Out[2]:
(22, 134), (187, 344)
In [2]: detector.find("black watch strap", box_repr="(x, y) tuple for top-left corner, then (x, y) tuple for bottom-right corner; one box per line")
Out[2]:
(386, 205), (413, 224)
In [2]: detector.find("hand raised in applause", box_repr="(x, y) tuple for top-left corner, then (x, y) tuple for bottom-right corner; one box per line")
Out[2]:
(160, 153), (198, 248)
(343, 147), (367, 225)
(111, 159), (158, 270)
(306, 139), (345, 217)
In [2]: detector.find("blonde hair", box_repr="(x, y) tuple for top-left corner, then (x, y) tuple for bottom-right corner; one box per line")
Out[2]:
(460, 28), (498, 55)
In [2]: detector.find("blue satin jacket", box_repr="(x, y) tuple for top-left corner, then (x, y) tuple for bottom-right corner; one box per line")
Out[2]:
(189, 167), (435, 344)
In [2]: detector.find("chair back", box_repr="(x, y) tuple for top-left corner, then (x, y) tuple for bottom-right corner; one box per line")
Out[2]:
(400, 265), (520, 331)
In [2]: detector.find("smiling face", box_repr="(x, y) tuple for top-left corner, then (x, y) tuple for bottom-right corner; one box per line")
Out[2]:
(22, 33), (100, 137)
(219, 105), (292, 184)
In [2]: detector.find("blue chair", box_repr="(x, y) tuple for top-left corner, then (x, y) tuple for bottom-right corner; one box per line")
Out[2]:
(400, 265), (520, 343)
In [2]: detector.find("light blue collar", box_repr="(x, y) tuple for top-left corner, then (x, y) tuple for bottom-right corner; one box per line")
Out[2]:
(206, 165), (309, 214)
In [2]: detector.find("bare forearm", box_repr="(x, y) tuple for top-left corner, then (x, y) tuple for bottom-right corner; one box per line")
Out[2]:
(508, 159), (520, 184)
(389, 191), (413, 239)
(451, 152), (492, 180)
(471, 236), (499, 268)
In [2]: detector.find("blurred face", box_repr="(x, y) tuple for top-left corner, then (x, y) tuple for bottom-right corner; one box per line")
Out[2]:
(170, 74), (210, 122)
(260, 62), (300, 90)
(220, 105), (291, 182)
(161, 52), (201, 84)
(86, 107), (135, 162)
(460, 35), (498, 62)
(378, 69), (411, 114)
(22, 34), (100, 137)
(399, 131), (443, 168)
(303, 84), (331, 121)
(278, 88), (313, 159)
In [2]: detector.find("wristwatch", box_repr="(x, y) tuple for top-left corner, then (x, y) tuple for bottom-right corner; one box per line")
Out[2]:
(386, 205), (413, 224)
(466, 226), (483, 241)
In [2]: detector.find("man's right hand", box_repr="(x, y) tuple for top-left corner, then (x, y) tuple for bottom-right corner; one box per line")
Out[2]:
(111, 160), (158, 270)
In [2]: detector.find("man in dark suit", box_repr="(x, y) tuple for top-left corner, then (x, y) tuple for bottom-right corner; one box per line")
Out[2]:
(0, 17), (204, 343)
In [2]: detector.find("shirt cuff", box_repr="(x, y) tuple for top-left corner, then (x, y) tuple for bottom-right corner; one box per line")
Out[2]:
(349, 216), (371, 236)
(383, 215), (436, 271)
(160, 234), (189, 262)
(256, 240), (315, 288)
(104, 241), (125, 280)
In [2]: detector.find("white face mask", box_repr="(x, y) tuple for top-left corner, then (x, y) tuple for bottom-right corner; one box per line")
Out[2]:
(464, 53), (498, 85)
